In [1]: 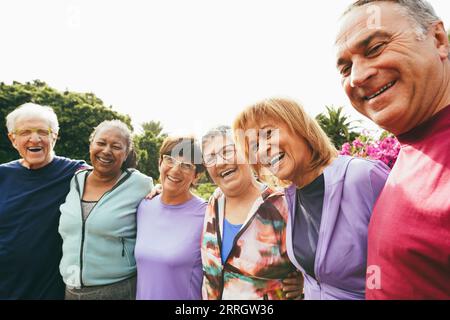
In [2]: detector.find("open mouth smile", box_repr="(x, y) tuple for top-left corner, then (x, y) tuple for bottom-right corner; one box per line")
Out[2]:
(270, 153), (285, 167)
(27, 147), (43, 153)
(167, 175), (182, 183)
(97, 156), (113, 164)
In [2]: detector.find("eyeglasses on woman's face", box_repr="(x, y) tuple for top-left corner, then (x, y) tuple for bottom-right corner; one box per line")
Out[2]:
(203, 144), (236, 167)
(162, 155), (196, 173)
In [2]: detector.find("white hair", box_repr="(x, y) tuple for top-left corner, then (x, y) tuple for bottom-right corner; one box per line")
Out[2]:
(343, 0), (449, 59)
(6, 102), (60, 134)
(89, 120), (133, 153)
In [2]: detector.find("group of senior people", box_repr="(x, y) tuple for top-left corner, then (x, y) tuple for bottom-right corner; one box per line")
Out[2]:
(1, 0), (449, 300)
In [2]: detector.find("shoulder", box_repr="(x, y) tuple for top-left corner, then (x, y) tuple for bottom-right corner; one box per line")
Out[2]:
(0, 160), (21, 180)
(261, 187), (289, 220)
(182, 196), (208, 219)
(137, 194), (160, 213)
(263, 185), (285, 202)
(54, 156), (87, 171)
(124, 169), (154, 191)
(338, 157), (390, 203)
(127, 168), (153, 183)
(345, 157), (390, 184)
(206, 187), (222, 205)
(0, 160), (21, 170)
(192, 194), (208, 205)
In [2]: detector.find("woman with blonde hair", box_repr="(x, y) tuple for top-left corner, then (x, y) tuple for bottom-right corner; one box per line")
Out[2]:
(233, 98), (390, 300)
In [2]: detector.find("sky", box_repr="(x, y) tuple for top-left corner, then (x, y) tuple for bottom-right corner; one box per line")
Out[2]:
(2, 0), (450, 137)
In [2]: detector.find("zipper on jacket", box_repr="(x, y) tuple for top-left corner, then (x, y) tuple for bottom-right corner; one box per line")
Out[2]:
(79, 218), (86, 286)
(214, 201), (226, 300)
(121, 238), (125, 257)
(75, 169), (133, 287)
(216, 198), (259, 300)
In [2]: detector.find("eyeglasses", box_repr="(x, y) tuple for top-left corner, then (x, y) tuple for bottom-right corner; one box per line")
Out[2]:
(203, 144), (236, 167)
(162, 155), (196, 173)
(13, 128), (53, 138)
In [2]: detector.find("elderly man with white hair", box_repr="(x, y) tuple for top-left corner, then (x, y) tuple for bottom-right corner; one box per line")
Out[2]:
(0, 103), (85, 299)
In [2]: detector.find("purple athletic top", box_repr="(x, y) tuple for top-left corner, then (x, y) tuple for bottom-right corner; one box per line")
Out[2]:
(135, 194), (207, 300)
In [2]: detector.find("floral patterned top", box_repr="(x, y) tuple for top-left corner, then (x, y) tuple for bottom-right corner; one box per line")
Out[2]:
(201, 186), (297, 300)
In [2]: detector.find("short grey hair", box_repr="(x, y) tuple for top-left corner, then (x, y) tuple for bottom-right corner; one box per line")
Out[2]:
(343, 0), (449, 58)
(6, 102), (60, 134)
(89, 120), (133, 153)
(201, 125), (233, 151)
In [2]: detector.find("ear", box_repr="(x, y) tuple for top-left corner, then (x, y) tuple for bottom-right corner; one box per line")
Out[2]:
(52, 132), (59, 147)
(191, 172), (203, 187)
(8, 132), (18, 150)
(431, 22), (449, 60)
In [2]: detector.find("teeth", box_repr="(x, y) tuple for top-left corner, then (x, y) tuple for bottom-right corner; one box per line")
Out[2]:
(97, 157), (113, 164)
(365, 81), (395, 100)
(168, 176), (181, 183)
(270, 153), (285, 166)
(220, 169), (235, 178)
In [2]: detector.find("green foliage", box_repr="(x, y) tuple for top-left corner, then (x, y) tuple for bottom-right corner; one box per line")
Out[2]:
(0, 80), (131, 164)
(193, 182), (216, 201)
(133, 121), (167, 179)
(315, 105), (360, 149)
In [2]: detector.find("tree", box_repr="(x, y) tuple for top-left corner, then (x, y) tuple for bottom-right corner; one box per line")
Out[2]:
(0, 80), (132, 163)
(315, 106), (360, 149)
(133, 121), (167, 179)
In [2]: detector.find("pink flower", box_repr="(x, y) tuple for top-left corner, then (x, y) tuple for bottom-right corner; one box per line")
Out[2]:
(340, 143), (352, 156)
(340, 133), (400, 169)
(352, 139), (364, 149)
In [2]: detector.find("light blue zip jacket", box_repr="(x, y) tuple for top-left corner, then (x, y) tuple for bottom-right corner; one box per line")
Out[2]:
(59, 168), (153, 287)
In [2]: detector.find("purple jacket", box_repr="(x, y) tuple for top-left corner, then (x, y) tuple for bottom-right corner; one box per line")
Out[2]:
(285, 156), (389, 300)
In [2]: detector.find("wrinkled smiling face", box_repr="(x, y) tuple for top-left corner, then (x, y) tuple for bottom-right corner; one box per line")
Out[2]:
(8, 118), (57, 170)
(159, 155), (197, 197)
(246, 120), (312, 183)
(90, 128), (128, 177)
(203, 135), (253, 196)
(335, 2), (448, 135)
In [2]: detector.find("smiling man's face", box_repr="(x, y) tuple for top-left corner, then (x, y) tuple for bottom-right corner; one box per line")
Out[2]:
(9, 118), (57, 170)
(335, 2), (448, 135)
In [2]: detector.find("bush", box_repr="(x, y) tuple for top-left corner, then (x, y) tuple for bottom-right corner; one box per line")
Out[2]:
(193, 182), (217, 201)
(339, 131), (400, 168)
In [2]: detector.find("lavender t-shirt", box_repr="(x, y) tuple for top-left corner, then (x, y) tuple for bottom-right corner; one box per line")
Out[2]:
(135, 194), (207, 300)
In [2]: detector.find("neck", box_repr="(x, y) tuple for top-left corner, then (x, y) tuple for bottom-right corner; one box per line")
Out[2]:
(161, 190), (193, 206)
(293, 157), (335, 189)
(433, 61), (450, 116)
(21, 155), (54, 170)
(90, 169), (123, 186)
(225, 178), (262, 206)
(395, 61), (450, 135)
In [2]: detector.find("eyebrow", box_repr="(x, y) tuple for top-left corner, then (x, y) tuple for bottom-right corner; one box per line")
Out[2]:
(336, 30), (391, 67)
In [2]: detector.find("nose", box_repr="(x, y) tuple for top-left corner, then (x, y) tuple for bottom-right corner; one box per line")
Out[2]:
(102, 145), (113, 155)
(350, 57), (377, 88)
(28, 132), (42, 142)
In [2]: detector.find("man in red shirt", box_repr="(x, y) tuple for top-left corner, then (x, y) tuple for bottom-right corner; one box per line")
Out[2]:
(335, 0), (450, 299)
